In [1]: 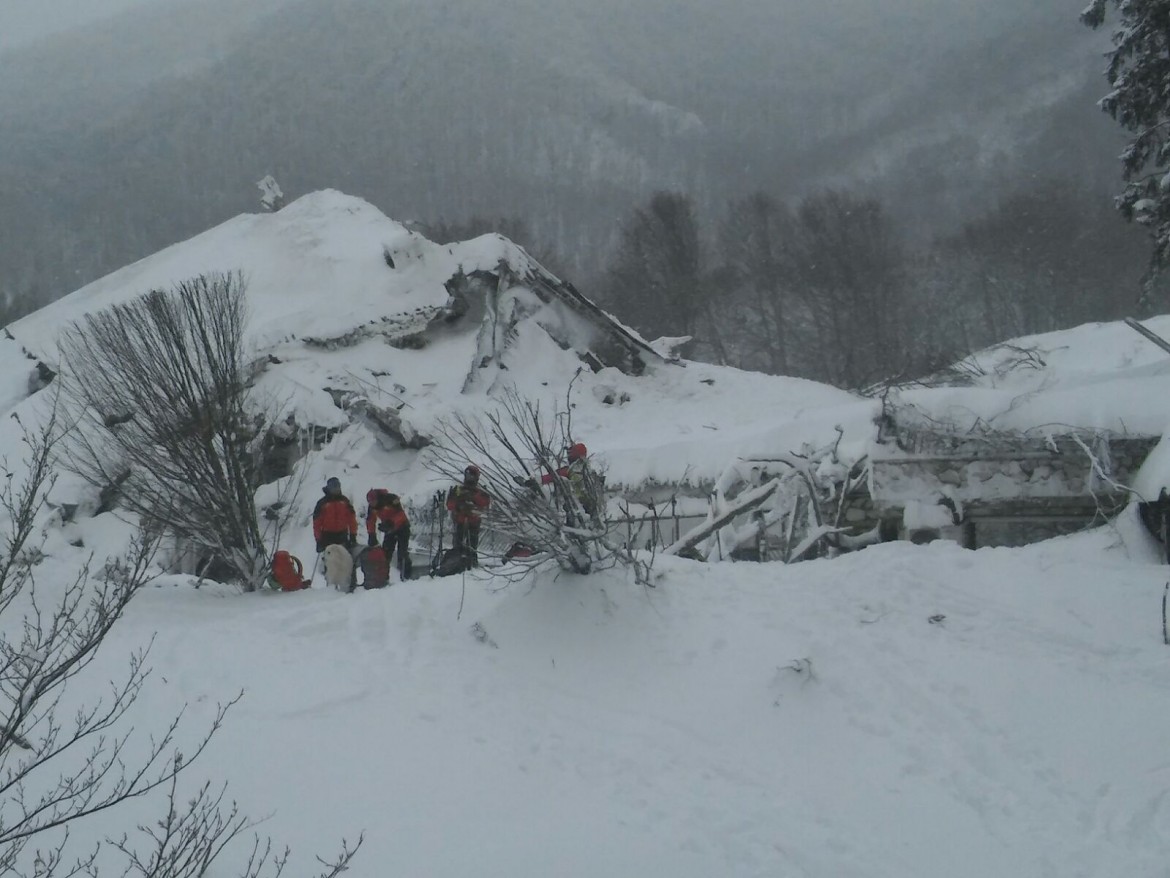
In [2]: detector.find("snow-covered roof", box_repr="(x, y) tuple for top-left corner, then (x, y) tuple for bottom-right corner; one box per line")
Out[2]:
(0, 190), (878, 505)
(886, 318), (1170, 440)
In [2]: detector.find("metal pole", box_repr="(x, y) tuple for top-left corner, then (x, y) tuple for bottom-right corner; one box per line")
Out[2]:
(1125, 317), (1170, 357)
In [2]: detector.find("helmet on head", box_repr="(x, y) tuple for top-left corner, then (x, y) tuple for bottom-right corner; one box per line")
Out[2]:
(325, 477), (342, 494)
(464, 464), (481, 482)
(567, 442), (587, 462)
(367, 489), (400, 506)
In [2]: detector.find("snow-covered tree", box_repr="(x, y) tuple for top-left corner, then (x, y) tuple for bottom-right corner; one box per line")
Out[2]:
(1083, 1), (1170, 272)
(256, 175), (285, 212)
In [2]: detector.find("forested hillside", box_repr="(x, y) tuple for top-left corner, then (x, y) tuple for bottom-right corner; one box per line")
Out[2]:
(0, 0), (1151, 385)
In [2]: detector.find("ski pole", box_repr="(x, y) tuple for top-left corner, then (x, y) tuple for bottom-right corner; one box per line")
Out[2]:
(431, 490), (445, 575)
(1162, 581), (1168, 646)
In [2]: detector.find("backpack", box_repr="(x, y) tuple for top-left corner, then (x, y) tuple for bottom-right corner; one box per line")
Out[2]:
(504, 541), (537, 560)
(432, 546), (474, 577)
(359, 545), (391, 588)
(269, 550), (308, 591)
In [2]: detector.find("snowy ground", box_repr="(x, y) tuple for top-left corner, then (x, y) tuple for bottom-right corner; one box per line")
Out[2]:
(62, 505), (1168, 878)
(7, 190), (1170, 875)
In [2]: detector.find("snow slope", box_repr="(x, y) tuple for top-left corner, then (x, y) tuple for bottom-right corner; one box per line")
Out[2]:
(67, 509), (1170, 877)
(5, 191), (1170, 875)
(8, 191), (531, 356)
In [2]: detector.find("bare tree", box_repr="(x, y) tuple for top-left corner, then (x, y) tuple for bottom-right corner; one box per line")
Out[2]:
(790, 190), (909, 389)
(426, 388), (651, 585)
(103, 775), (361, 878)
(604, 191), (727, 363)
(0, 406), (362, 877)
(717, 192), (799, 375)
(57, 273), (278, 590)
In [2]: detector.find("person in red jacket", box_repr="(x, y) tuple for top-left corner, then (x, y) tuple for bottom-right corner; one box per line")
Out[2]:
(366, 489), (412, 579)
(312, 477), (358, 553)
(529, 442), (596, 517)
(446, 465), (491, 566)
(540, 442), (588, 483)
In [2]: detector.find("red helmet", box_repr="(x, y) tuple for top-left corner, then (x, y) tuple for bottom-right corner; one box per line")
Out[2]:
(567, 443), (587, 462)
(366, 489), (399, 506)
(464, 464), (481, 481)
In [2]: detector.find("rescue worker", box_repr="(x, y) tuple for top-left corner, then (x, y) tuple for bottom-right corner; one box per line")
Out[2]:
(524, 442), (597, 517)
(446, 464), (491, 566)
(312, 476), (359, 553)
(366, 489), (412, 579)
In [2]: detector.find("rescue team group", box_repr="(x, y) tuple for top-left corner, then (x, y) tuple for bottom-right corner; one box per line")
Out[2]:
(268, 444), (590, 591)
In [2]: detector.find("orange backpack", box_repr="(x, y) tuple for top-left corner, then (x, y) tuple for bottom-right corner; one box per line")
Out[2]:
(269, 550), (308, 591)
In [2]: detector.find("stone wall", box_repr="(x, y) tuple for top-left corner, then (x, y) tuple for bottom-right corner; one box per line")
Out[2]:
(867, 434), (1159, 548)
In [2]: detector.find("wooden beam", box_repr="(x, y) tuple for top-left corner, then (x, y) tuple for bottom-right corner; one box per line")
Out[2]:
(1125, 317), (1170, 357)
(664, 479), (780, 557)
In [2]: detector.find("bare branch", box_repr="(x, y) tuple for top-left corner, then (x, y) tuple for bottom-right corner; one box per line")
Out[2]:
(425, 388), (652, 585)
(56, 273), (282, 589)
(0, 402), (360, 878)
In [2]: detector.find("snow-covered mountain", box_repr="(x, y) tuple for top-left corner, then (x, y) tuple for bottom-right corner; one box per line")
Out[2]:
(0, 0), (1129, 311)
(5, 192), (1170, 876)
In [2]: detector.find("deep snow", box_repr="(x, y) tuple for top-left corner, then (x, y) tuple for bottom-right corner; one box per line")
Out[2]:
(80, 511), (1170, 877)
(4, 190), (1170, 875)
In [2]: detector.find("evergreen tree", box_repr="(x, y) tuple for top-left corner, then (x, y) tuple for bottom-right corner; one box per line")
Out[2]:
(1083, 1), (1170, 272)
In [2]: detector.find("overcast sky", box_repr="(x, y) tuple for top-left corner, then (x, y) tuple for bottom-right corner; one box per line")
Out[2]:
(0, 0), (164, 52)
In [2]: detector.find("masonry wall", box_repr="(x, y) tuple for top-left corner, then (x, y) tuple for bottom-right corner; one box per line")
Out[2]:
(867, 435), (1159, 549)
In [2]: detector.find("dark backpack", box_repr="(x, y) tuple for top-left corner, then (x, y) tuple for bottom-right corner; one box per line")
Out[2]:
(432, 546), (473, 577)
